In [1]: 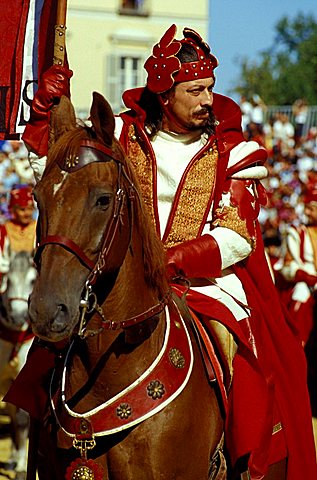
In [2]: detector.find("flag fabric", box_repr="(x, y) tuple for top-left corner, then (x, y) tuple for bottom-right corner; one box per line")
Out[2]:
(0, 0), (58, 139)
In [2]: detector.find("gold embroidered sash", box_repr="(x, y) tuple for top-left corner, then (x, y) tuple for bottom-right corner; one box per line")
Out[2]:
(127, 125), (218, 248)
(127, 126), (156, 227)
(164, 142), (218, 248)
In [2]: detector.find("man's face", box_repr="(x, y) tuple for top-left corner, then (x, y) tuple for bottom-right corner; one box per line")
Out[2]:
(161, 77), (214, 133)
(304, 202), (317, 226)
(12, 206), (34, 226)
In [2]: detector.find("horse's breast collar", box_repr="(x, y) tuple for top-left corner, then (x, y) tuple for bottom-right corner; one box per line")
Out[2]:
(50, 299), (193, 438)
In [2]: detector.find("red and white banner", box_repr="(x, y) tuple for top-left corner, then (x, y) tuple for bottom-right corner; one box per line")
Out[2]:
(0, 0), (58, 139)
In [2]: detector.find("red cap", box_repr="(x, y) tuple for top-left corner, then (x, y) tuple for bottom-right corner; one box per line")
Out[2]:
(144, 25), (218, 94)
(9, 186), (34, 209)
(304, 187), (317, 205)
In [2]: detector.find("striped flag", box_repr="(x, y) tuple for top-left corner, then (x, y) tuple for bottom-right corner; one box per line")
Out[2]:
(0, 0), (58, 139)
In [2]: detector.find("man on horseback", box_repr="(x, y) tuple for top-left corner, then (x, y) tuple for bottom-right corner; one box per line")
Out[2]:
(0, 187), (37, 478)
(20, 25), (317, 480)
(277, 184), (317, 345)
(275, 183), (317, 423)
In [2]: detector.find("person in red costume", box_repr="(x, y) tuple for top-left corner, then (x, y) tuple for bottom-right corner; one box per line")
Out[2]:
(277, 186), (317, 345)
(0, 185), (36, 281)
(17, 25), (317, 479)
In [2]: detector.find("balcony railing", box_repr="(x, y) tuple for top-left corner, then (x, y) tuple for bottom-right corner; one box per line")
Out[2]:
(266, 106), (317, 137)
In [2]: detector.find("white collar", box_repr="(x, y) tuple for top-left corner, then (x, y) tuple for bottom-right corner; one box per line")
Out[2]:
(155, 129), (203, 144)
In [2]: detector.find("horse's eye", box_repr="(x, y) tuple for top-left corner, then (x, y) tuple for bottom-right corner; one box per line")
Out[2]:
(96, 195), (111, 208)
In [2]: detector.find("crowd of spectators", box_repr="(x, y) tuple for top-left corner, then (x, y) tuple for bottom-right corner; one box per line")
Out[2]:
(0, 140), (35, 224)
(239, 95), (317, 252)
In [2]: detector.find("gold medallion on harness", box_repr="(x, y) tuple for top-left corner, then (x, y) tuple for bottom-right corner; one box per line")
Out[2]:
(70, 465), (94, 479)
(66, 458), (104, 480)
(66, 155), (79, 168)
(169, 348), (185, 368)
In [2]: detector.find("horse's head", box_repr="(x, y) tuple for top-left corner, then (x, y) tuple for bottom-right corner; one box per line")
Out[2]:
(29, 93), (142, 341)
(0, 251), (37, 331)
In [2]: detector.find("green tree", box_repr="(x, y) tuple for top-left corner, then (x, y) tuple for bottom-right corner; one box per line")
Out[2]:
(233, 13), (317, 104)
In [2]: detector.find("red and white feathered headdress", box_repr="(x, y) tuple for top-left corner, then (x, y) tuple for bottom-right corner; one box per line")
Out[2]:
(144, 25), (218, 94)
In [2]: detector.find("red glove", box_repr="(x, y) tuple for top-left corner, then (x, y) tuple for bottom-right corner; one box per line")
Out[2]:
(22, 65), (73, 156)
(295, 269), (317, 287)
(166, 234), (222, 281)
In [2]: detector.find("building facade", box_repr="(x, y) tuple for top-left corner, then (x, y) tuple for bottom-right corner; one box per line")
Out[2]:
(67, 0), (209, 116)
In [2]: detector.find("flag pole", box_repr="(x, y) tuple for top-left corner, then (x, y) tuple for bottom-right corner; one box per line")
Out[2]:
(53, 0), (68, 65)
(48, 0), (69, 150)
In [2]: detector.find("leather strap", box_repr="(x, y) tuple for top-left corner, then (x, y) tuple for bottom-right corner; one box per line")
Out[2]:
(172, 292), (217, 384)
(56, 140), (122, 173)
(35, 235), (95, 270)
(172, 287), (228, 415)
(100, 291), (171, 330)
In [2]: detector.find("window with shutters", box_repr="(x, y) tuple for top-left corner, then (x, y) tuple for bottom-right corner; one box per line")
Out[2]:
(119, 0), (149, 16)
(106, 54), (146, 113)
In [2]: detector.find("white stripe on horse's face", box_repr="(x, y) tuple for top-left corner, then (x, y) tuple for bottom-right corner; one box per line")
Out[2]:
(53, 171), (68, 195)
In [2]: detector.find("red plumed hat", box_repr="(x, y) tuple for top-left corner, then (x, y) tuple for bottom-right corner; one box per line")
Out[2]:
(9, 186), (34, 209)
(144, 24), (218, 94)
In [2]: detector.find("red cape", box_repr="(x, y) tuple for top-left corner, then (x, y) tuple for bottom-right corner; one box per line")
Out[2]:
(234, 225), (317, 479)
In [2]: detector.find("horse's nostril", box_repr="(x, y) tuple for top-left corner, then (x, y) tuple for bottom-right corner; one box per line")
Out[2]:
(50, 304), (69, 332)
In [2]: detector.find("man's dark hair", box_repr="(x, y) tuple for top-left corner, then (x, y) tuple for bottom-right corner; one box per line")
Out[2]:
(139, 43), (216, 138)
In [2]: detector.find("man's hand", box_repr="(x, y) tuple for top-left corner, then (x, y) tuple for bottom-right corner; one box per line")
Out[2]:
(22, 65), (73, 157)
(166, 234), (222, 281)
(31, 65), (73, 114)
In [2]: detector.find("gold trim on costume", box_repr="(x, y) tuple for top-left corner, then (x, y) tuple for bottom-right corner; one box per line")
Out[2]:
(240, 471), (251, 480)
(213, 205), (256, 249)
(127, 125), (156, 226)
(272, 422), (283, 435)
(164, 141), (218, 248)
(307, 226), (317, 270)
(127, 128), (218, 248)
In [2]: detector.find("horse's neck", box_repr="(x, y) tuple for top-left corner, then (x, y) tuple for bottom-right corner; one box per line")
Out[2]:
(110, 259), (155, 312)
(64, 239), (167, 410)
(104, 224), (163, 322)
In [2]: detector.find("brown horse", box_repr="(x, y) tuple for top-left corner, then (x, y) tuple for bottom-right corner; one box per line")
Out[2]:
(26, 93), (225, 479)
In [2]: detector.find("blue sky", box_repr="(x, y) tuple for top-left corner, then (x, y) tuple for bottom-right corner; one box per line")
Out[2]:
(209, 0), (316, 100)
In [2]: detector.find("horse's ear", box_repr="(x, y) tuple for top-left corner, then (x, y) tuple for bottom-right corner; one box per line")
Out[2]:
(90, 92), (115, 146)
(49, 95), (77, 147)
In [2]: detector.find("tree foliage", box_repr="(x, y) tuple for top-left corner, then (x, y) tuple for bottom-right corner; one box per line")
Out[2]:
(233, 13), (317, 105)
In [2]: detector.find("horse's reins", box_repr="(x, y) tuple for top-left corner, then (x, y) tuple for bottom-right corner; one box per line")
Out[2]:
(35, 140), (169, 337)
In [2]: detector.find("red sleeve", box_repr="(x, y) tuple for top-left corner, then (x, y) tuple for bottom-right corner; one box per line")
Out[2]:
(0, 224), (7, 251)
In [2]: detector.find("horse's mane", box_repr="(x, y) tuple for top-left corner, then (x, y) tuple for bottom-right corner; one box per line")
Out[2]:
(47, 123), (168, 299)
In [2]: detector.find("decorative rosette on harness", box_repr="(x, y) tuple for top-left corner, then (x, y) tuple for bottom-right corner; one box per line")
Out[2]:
(144, 24), (218, 94)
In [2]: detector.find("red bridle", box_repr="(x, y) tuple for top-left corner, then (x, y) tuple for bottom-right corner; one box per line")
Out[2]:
(35, 140), (132, 284)
(34, 140), (169, 335)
